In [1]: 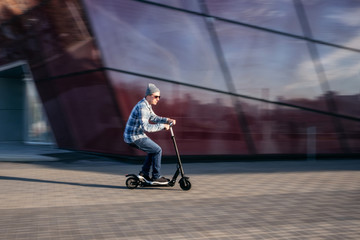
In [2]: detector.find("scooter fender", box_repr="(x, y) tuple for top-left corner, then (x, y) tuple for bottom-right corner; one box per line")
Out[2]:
(125, 174), (139, 178)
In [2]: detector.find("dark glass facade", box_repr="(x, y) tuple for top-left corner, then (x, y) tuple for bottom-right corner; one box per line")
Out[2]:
(1, 0), (359, 157)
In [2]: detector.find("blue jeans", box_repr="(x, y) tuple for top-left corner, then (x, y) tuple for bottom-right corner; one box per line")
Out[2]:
(132, 137), (162, 179)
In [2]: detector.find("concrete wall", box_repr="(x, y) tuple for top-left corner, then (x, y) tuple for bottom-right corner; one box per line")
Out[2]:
(0, 77), (25, 142)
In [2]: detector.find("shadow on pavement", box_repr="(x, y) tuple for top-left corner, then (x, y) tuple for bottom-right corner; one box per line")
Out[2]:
(0, 175), (127, 189)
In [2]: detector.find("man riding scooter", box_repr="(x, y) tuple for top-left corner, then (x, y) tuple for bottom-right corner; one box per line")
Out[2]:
(123, 83), (176, 184)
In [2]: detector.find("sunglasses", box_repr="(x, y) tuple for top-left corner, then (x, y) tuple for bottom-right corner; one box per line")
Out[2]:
(153, 95), (161, 99)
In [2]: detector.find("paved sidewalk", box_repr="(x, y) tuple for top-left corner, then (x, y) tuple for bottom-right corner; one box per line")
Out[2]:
(0, 154), (359, 239)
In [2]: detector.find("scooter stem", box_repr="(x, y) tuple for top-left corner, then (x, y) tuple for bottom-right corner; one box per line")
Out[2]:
(169, 124), (185, 177)
(169, 122), (175, 137)
(170, 126), (174, 137)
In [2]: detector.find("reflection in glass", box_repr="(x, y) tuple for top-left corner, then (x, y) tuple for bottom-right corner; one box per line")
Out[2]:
(205, 0), (303, 35)
(25, 78), (53, 144)
(318, 44), (360, 98)
(145, 0), (201, 12)
(215, 21), (324, 103)
(85, 0), (227, 91)
(302, 0), (360, 48)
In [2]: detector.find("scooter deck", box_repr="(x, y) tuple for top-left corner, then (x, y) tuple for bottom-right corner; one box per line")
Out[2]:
(126, 174), (175, 187)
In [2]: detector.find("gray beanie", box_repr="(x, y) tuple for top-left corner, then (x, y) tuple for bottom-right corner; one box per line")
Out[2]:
(145, 83), (160, 96)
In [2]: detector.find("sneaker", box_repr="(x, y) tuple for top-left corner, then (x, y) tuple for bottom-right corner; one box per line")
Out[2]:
(152, 176), (170, 184)
(138, 172), (151, 182)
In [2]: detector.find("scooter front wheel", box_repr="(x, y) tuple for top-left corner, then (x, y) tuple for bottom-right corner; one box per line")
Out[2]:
(179, 178), (191, 191)
(126, 176), (139, 189)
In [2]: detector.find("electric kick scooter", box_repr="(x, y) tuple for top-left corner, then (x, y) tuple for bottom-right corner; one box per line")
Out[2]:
(125, 123), (191, 191)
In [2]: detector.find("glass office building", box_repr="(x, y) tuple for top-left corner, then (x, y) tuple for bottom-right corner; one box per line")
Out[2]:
(1, 0), (359, 158)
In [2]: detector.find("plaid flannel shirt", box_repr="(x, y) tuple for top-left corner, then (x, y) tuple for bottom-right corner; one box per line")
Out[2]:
(124, 98), (167, 143)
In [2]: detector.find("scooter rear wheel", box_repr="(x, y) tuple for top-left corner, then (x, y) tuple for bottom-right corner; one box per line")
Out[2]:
(179, 178), (191, 191)
(126, 176), (139, 189)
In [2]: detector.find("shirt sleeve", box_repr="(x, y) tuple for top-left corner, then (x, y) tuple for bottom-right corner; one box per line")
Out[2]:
(140, 104), (166, 132)
(149, 110), (168, 124)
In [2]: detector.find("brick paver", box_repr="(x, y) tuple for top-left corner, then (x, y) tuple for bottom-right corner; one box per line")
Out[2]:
(0, 159), (359, 239)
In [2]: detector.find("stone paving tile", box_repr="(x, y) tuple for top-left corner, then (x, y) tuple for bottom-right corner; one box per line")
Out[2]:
(0, 160), (359, 239)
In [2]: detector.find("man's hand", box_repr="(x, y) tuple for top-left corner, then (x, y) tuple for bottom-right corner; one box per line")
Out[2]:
(164, 124), (170, 130)
(167, 118), (176, 125)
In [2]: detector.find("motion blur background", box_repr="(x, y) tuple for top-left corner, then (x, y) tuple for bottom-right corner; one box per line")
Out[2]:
(0, 0), (359, 159)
